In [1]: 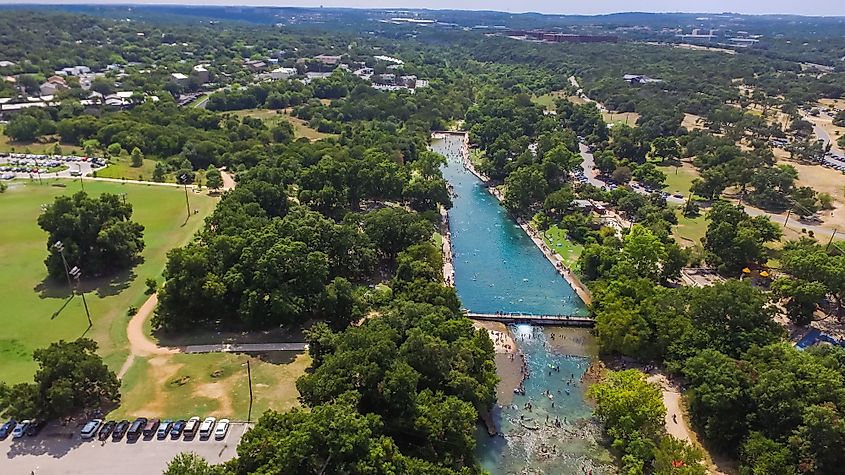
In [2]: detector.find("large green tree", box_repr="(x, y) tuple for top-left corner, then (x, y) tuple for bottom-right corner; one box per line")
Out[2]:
(0, 339), (120, 419)
(38, 191), (145, 280)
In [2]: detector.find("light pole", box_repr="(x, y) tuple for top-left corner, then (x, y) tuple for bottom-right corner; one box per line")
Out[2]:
(180, 174), (192, 220)
(69, 266), (92, 328)
(52, 240), (73, 289)
(77, 164), (85, 192)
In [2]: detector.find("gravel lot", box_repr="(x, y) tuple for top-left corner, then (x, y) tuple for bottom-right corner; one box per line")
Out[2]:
(0, 421), (249, 474)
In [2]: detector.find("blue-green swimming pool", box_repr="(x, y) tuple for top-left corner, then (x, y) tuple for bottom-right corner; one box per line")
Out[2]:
(433, 135), (614, 474)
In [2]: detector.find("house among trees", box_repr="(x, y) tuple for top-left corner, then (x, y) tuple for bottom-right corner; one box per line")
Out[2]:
(170, 72), (189, 86)
(244, 59), (268, 72)
(192, 65), (209, 83)
(623, 74), (663, 85)
(39, 75), (68, 96)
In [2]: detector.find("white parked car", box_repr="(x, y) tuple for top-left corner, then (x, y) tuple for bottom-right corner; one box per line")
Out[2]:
(214, 419), (230, 440)
(198, 416), (216, 438)
(12, 420), (30, 438)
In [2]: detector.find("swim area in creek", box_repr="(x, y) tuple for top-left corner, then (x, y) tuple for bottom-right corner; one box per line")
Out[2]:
(432, 134), (614, 474)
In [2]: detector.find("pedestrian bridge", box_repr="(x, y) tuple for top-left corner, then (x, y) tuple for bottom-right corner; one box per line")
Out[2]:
(465, 312), (595, 327)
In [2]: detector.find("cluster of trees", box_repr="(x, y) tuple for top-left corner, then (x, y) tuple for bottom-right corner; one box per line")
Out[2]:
(464, 90), (582, 217)
(154, 128), (451, 331)
(774, 238), (845, 324)
(54, 99), (287, 170)
(0, 339), (120, 420)
(38, 191), (145, 280)
(701, 202), (781, 275)
(589, 370), (705, 474)
(582, 191), (845, 473)
(684, 132), (824, 214)
(205, 72), (357, 112)
(4, 108), (57, 142)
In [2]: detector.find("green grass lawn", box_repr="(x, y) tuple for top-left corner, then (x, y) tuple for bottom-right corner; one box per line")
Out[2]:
(0, 178), (217, 384)
(540, 224), (584, 268)
(531, 90), (568, 111)
(95, 156), (163, 182)
(111, 351), (311, 420)
(659, 164), (699, 196)
(228, 108), (336, 141)
(672, 207), (708, 247)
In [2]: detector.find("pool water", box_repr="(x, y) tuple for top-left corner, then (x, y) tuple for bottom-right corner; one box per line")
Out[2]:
(432, 135), (614, 474)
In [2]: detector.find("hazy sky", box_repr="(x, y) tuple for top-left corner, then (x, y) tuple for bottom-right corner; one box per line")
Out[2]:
(2, 1), (844, 16)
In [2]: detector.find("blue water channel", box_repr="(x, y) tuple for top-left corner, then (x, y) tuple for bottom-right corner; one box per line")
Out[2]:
(433, 136), (585, 316)
(432, 135), (613, 474)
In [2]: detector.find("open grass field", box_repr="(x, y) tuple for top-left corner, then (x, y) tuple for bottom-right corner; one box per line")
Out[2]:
(0, 178), (217, 384)
(659, 163), (699, 196)
(227, 108), (336, 141)
(531, 90), (569, 110)
(672, 207), (708, 248)
(540, 224), (584, 268)
(602, 111), (640, 126)
(94, 155), (162, 182)
(112, 351), (310, 421)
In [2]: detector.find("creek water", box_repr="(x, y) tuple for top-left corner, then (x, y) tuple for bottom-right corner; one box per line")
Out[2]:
(432, 134), (614, 474)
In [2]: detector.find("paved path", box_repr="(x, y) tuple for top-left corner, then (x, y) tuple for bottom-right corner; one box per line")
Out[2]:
(578, 143), (608, 188)
(221, 171), (236, 191)
(185, 342), (308, 354)
(84, 176), (199, 189)
(647, 372), (730, 474)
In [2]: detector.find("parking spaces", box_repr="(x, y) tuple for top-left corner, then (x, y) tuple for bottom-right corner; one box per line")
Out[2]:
(0, 420), (248, 474)
(0, 152), (105, 180)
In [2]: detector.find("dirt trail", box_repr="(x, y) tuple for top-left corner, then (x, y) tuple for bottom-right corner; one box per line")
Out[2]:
(648, 373), (732, 475)
(117, 293), (178, 379)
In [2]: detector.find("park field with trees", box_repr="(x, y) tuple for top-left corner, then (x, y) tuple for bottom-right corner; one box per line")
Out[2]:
(0, 179), (216, 386)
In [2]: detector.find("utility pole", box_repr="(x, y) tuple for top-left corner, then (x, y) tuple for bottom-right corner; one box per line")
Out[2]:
(52, 240), (73, 289)
(247, 359), (254, 424)
(69, 266), (92, 328)
(826, 228), (838, 251)
(180, 174), (192, 220)
(784, 208), (792, 228)
(78, 164), (85, 192)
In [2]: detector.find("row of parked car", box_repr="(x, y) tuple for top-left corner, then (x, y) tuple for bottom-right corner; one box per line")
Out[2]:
(80, 417), (230, 442)
(0, 419), (45, 440)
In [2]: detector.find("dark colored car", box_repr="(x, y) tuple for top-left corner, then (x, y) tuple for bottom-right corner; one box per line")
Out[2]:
(170, 420), (186, 439)
(98, 421), (116, 440)
(142, 418), (160, 439)
(25, 419), (45, 436)
(127, 418), (147, 441)
(112, 420), (130, 441)
(0, 420), (16, 440)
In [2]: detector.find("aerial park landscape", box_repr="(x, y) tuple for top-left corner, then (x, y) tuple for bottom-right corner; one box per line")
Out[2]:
(1, 3), (845, 474)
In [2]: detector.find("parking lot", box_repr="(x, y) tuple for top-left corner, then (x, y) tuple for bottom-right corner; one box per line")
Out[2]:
(0, 421), (248, 474)
(0, 152), (104, 180)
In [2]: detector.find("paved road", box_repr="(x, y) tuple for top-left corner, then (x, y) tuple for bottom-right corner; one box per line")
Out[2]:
(0, 422), (248, 474)
(185, 342), (308, 354)
(577, 143), (607, 188)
